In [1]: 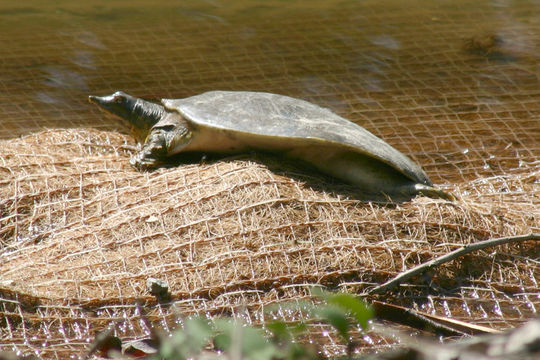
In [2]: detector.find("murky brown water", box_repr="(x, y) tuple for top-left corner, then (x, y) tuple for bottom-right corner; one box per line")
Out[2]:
(0, 0), (539, 184)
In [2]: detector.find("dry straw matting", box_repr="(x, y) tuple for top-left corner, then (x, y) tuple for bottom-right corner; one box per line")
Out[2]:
(1, 128), (538, 358)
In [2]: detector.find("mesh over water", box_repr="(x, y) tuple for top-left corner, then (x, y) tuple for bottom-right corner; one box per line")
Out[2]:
(1, 0), (539, 358)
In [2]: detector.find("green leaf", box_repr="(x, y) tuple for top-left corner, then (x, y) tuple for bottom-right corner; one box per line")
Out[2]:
(247, 344), (281, 360)
(284, 342), (319, 360)
(314, 305), (350, 341)
(266, 320), (290, 340)
(213, 319), (280, 360)
(269, 320), (308, 340)
(212, 319), (235, 351)
(158, 330), (187, 359)
(156, 317), (214, 360)
(241, 326), (280, 360)
(241, 326), (270, 352)
(184, 317), (213, 353)
(326, 293), (373, 330)
(213, 333), (231, 352)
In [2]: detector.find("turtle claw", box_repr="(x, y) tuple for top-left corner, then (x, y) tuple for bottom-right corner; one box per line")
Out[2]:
(130, 153), (161, 171)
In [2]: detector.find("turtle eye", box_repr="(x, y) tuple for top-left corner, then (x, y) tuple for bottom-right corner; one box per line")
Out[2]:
(113, 95), (124, 103)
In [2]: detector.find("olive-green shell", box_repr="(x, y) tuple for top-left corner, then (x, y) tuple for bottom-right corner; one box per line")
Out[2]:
(163, 91), (431, 186)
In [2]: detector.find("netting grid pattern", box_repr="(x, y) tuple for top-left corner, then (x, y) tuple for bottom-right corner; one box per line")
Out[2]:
(1, 0), (539, 358)
(1, 128), (538, 358)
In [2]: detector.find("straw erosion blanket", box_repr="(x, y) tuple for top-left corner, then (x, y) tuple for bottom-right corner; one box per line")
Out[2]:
(0, 128), (538, 356)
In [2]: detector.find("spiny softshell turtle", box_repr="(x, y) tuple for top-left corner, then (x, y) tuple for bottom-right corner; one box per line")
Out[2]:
(89, 90), (452, 201)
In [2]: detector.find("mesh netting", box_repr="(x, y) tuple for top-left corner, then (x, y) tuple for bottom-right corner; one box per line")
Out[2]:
(1, 0), (539, 358)
(1, 129), (538, 358)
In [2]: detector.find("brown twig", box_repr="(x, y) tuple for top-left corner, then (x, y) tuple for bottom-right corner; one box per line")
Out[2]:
(372, 300), (500, 336)
(368, 233), (540, 295)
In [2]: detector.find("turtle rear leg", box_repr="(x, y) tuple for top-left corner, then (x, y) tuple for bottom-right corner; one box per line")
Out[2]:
(414, 183), (456, 201)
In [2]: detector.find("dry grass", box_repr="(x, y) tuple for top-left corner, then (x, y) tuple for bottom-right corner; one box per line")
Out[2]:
(1, 129), (539, 358)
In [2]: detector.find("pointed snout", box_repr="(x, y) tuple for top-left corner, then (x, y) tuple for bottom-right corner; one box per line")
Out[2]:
(88, 92), (124, 107)
(88, 94), (100, 103)
(88, 94), (104, 106)
(88, 91), (133, 119)
(88, 94), (115, 110)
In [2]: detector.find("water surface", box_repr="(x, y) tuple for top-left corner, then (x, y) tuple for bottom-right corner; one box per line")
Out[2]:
(0, 0), (538, 183)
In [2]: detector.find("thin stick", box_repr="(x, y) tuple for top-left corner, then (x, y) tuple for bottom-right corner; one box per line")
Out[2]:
(372, 300), (500, 336)
(369, 233), (540, 295)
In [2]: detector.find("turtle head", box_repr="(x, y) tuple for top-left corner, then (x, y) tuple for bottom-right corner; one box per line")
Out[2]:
(89, 91), (165, 142)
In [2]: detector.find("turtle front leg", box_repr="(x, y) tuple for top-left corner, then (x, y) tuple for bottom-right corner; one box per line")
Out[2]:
(130, 128), (170, 170)
(130, 119), (193, 171)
